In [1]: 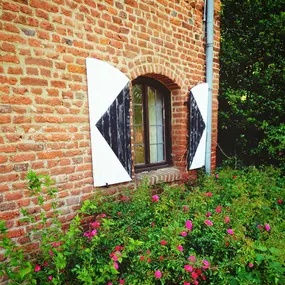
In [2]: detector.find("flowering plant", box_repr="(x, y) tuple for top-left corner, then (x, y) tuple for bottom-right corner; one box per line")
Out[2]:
(0, 167), (284, 284)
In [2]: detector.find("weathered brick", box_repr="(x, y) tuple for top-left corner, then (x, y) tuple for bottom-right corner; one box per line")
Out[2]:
(22, 28), (36, 36)
(13, 163), (29, 172)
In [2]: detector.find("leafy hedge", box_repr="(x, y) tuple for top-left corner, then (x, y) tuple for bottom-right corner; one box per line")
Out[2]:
(1, 167), (284, 284)
(219, 0), (285, 167)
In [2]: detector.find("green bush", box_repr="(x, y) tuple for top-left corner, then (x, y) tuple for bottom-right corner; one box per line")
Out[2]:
(219, 0), (285, 167)
(1, 168), (284, 284)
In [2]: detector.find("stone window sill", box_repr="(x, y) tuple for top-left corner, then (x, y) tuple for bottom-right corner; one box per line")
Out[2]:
(135, 167), (182, 186)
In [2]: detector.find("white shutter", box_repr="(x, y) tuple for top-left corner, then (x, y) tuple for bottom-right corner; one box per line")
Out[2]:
(188, 83), (208, 170)
(86, 58), (132, 186)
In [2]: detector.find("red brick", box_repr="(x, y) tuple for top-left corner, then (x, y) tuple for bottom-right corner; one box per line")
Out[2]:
(0, 211), (20, 220)
(36, 9), (49, 19)
(21, 77), (48, 86)
(18, 143), (44, 151)
(25, 57), (53, 67)
(8, 228), (25, 238)
(4, 23), (20, 34)
(37, 151), (63, 159)
(0, 165), (13, 173)
(51, 80), (66, 88)
(0, 155), (8, 163)
(0, 76), (17, 85)
(10, 153), (35, 163)
(0, 54), (19, 63)
(7, 67), (23, 74)
(0, 145), (17, 153)
(30, 0), (59, 12)
(0, 32), (26, 44)
(5, 191), (23, 201)
(3, 1), (20, 12)
(0, 115), (11, 124)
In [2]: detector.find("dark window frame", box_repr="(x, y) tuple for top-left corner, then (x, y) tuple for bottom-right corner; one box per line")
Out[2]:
(132, 76), (172, 172)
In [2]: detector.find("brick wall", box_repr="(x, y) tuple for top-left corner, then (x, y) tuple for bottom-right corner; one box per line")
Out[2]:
(0, 0), (220, 246)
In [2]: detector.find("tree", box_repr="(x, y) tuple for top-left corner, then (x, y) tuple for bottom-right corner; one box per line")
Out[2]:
(218, 0), (285, 167)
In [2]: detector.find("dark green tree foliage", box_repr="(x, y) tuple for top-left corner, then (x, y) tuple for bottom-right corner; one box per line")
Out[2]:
(219, 0), (285, 167)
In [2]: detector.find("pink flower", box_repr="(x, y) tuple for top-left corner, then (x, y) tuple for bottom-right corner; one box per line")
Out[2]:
(192, 272), (198, 279)
(184, 265), (193, 272)
(152, 195), (159, 202)
(160, 240), (167, 246)
(49, 250), (54, 256)
(52, 241), (62, 247)
(107, 283), (113, 285)
(224, 216), (230, 223)
(265, 223), (270, 231)
(119, 280), (125, 284)
(34, 265), (41, 272)
(154, 270), (162, 278)
(206, 212), (212, 217)
(216, 206), (222, 213)
(48, 276), (52, 281)
(115, 245), (124, 251)
(43, 261), (48, 267)
(257, 225), (263, 229)
(117, 212), (121, 216)
(184, 282), (191, 285)
(248, 263), (254, 268)
(177, 245), (183, 252)
(90, 221), (100, 228)
(139, 255), (144, 261)
(227, 228), (234, 235)
(186, 220), (193, 231)
(194, 281), (199, 285)
(278, 199), (283, 204)
(83, 229), (97, 239)
(206, 192), (212, 197)
(110, 253), (118, 261)
(205, 220), (213, 226)
(113, 262), (119, 270)
(183, 205), (189, 212)
(202, 260), (210, 269)
(188, 255), (196, 262)
(215, 173), (219, 179)
(180, 231), (187, 237)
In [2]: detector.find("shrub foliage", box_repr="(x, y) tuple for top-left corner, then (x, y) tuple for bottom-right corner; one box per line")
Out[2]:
(219, 0), (285, 167)
(1, 168), (284, 284)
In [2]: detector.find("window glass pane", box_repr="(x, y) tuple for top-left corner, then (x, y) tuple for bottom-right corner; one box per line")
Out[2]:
(150, 144), (158, 163)
(156, 92), (163, 107)
(148, 87), (156, 125)
(149, 126), (157, 144)
(157, 144), (164, 161)
(148, 87), (155, 105)
(134, 125), (144, 144)
(134, 145), (145, 164)
(157, 126), (164, 144)
(156, 105), (163, 125)
(134, 105), (143, 125)
(133, 84), (142, 104)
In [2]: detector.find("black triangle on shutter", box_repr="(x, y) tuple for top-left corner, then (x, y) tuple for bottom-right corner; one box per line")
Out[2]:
(96, 82), (132, 177)
(188, 91), (206, 168)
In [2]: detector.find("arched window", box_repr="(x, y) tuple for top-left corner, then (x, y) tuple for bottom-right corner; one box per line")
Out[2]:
(132, 76), (172, 171)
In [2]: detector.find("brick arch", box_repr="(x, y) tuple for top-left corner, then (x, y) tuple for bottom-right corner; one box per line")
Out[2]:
(128, 56), (185, 91)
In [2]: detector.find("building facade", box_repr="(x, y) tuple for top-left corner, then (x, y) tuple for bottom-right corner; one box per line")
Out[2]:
(0, 0), (220, 245)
